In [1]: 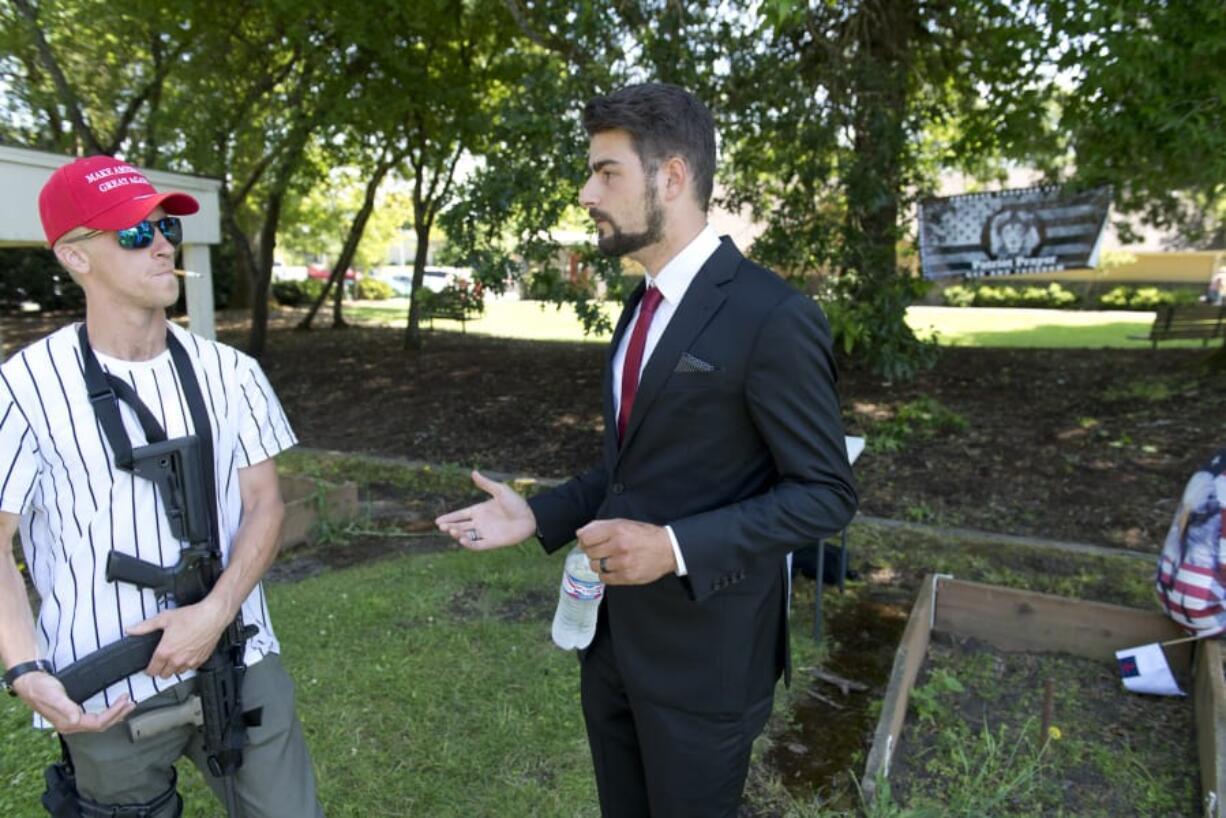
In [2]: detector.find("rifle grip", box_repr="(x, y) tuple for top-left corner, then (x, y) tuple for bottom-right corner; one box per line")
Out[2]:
(106, 551), (170, 591)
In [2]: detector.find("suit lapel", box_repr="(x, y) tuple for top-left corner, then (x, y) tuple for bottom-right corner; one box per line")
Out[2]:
(616, 239), (742, 459)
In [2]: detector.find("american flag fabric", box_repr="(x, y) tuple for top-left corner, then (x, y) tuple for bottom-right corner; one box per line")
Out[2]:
(1156, 448), (1226, 636)
(918, 184), (1112, 280)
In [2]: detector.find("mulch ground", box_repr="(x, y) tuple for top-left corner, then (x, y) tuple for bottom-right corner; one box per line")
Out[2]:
(5, 310), (1223, 552)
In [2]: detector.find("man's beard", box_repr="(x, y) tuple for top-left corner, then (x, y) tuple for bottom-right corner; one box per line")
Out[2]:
(591, 187), (665, 258)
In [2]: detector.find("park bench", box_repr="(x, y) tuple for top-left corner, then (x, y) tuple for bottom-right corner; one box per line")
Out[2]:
(1130, 303), (1226, 349)
(419, 291), (480, 333)
(421, 301), (476, 333)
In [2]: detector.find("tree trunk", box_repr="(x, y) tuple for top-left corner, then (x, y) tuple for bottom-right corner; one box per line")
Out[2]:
(403, 218), (432, 351)
(841, 0), (912, 298)
(244, 123), (315, 356)
(298, 156), (398, 330)
(330, 262), (347, 327)
(246, 188), (285, 357)
(220, 196), (259, 319)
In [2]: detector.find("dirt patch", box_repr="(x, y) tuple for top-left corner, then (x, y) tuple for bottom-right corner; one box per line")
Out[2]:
(244, 326), (1222, 553)
(446, 583), (554, 624)
(7, 311), (1222, 551)
(763, 595), (911, 811)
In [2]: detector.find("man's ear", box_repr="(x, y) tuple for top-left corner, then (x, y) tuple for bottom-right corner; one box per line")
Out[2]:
(52, 242), (91, 281)
(659, 156), (689, 204)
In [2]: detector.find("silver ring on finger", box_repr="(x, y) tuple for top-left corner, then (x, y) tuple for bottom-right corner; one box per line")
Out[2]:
(599, 556), (610, 573)
(468, 528), (481, 542)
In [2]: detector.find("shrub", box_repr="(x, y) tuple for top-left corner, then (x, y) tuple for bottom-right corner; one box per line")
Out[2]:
(272, 278), (325, 307)
(973, 285), (1018, 307)
(941, 285), (976, 308)
(0, 247), (85, 312)
(1098, 286), (1132, 308)
(941, 282), (1079, 309)
(1098, 285), (1198, 310)
(1018, 283), (1077, 308)
(824, 274), (938, 382)
(354, 277), (395, 301)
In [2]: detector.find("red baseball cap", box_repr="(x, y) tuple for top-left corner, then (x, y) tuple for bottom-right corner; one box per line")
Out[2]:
(38, 155), (199, 246)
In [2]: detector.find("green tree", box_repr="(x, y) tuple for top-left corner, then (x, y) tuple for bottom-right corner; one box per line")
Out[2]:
(1050, 0), (1226, 245)
(717, 0), (1061, 378)
(2, 0), (197, 159)
(440, 2), (626, 335)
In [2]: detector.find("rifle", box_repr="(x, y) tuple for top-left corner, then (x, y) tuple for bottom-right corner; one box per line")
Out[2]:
(53, 435), (260, 817)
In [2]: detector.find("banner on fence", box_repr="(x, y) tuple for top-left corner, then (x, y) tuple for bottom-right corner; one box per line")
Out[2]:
(918, 185), (1112, 280)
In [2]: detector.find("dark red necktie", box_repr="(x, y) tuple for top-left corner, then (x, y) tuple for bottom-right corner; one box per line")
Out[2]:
(618, 285), (664, 442)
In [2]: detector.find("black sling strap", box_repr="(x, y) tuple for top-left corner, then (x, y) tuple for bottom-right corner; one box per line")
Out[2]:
(77, 324), (220, 553)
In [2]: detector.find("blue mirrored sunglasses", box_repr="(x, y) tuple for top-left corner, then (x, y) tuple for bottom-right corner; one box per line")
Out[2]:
(68, 217), (183, 249)
(115, 217), (183, 249)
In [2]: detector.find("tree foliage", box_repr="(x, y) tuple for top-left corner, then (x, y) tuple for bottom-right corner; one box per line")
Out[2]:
(1050, 0), (1226, 245)
(2, 0), (1223, 372)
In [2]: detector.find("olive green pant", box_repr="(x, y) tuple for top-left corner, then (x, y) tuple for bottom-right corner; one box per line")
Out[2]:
(61, 654), (323, 818)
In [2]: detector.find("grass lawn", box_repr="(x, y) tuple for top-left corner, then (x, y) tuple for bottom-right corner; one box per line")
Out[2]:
(343, 299), (1215, 349)
(0, 454), (1168, 817)
(346, 298), (619, 344)
(903, 306), (1199, 348)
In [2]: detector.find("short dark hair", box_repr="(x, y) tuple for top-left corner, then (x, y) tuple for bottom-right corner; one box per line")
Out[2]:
(583, 83), (717, 212)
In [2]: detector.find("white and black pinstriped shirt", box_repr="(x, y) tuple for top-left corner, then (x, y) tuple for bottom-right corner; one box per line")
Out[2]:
(0, 321), (296, 727)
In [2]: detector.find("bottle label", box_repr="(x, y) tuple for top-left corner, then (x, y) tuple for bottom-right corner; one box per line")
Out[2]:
(561, 571), (604, 602)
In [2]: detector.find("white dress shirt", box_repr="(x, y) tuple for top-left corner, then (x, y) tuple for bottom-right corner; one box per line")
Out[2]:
(611, 224), (722, 577)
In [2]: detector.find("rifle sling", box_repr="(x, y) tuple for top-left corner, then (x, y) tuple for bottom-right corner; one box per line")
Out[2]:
(77, 323), (221, 556)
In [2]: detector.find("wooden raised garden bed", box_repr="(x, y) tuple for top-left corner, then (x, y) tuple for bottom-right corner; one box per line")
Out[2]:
(862, 575), (1226, 817)
(279, 474), (359, 549)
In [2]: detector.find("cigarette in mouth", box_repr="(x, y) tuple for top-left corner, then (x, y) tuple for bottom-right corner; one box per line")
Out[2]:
(173, 269), (202, 279)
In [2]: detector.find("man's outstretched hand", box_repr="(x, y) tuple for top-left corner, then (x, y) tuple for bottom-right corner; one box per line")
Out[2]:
(12, 671), (134, 734)
(436, 470), (537, 550)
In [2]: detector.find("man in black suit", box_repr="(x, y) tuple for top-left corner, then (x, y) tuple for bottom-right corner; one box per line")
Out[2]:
(436, 82), (857, 817)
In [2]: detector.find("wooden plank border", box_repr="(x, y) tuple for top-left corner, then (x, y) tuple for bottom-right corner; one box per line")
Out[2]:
(860, 574), (940, 803)
(860, 575), (1225, 814)
(279, 474), (360, 549)
(1196, 638), (1226, 818)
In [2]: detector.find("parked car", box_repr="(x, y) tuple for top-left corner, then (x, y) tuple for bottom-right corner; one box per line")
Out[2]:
(376, 267), (455, 297)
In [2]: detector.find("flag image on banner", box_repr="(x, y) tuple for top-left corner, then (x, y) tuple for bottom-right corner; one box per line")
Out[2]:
(918, 184), (1112, 280)
(1114, 642), (1185, 697)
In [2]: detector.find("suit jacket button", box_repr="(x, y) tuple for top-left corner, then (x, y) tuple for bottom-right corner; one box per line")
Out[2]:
(611, 483), (625, 495)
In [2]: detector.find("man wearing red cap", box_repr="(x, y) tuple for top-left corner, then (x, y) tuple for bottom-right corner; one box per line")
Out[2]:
(0, 156), (322, 816)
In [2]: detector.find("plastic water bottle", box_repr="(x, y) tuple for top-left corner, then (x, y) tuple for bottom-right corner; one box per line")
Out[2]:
(551, 546), (604, 650)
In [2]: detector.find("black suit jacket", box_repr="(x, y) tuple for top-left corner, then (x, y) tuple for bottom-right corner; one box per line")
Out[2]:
(528, 237), (857, 716)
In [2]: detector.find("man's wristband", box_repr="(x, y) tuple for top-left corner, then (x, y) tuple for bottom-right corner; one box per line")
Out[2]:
(3, 659), (54, 696)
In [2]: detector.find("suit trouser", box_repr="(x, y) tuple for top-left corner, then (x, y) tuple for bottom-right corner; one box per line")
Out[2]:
(61, 653), (323, 818)
(580, 616), (774, 818)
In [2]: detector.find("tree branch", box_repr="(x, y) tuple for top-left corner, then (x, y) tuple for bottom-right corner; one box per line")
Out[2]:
(501, 0), (591, 68)
(10, 0), (105, 154)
